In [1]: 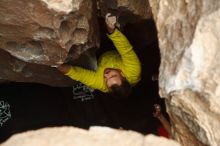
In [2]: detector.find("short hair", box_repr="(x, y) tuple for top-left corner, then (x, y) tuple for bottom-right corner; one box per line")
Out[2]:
(110, 77), (132, 99)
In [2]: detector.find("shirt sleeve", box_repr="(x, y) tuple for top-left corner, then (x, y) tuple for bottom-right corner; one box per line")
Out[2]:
(65, 66), (101, 90)
(107, 29), (141, 85)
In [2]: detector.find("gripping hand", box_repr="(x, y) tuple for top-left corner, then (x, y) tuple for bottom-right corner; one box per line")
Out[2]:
(105, 13), (116, 33)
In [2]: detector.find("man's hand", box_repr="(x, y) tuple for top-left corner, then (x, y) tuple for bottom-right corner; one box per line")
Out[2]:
(153, 104), (162, 118)
(57, 64), (71, 74)
(105, 13), (116, 33)
(153, 104), (172, 137)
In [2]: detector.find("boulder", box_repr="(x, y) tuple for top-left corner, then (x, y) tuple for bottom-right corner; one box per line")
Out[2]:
(0, 126), (180, 146)
(0, 0), (99, 85)
(149, 0), (220, 145)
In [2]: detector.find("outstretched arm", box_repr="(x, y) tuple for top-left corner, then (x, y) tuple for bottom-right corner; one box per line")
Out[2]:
(153, 104), (171, 136)
(105, 13), (134, 57)
(105, 13), (141, 85)
(57, 64), (100, 90)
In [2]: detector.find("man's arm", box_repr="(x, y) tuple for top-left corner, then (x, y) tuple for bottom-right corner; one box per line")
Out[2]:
(153, 104), (171, 136)
(105, 14), (141, 85)
(57, 64), (101, 90)
(107, 29), (138, 61)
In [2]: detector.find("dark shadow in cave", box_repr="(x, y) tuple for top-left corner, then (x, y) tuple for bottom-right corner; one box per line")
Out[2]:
(0, 18), (168, 142)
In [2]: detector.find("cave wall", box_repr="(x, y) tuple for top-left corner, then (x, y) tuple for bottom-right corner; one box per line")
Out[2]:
(149, 0), (220, 146)
(2, 0), (220, 145)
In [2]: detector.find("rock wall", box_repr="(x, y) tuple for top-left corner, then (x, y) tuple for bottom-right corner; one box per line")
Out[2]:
(0, 126), (180, 146)
(98, 0), (152, 17)
(0, 49), (75, 86)
(149, 0), (220, 146)
(0, 0), (99, 86)
(98, 0), (152, 26)
(0, 0), (99, 65)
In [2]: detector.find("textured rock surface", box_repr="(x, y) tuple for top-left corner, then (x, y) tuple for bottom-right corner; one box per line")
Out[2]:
(97, 0), (152, 25)
(0, 0), (99, 85)
(0, 126), (180, 146)
(0, 0), (99, 65)
(149, 0), (220, 146)
(0, 49), (75, 86)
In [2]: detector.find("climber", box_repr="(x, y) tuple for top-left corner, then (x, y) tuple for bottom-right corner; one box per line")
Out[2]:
(57, 13), (141, 98)
(153, 104), (172, 138)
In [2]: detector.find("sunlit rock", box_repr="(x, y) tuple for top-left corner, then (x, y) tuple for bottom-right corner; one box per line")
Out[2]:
(1, 126), (180, 146)
(149, 0), (220, 146)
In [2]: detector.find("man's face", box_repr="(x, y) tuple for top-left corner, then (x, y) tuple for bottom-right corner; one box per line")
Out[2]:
(104, 68), (123, 89)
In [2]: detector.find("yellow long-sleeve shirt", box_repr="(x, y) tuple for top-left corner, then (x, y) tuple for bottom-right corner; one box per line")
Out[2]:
(65, 29), (141, 93)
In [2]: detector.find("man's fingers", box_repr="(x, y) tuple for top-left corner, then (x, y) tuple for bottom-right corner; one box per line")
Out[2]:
(105, 13), (111, 19)
(106, 13), (115, 18)
(154, 104), (160, 109)
(107, 17), (116, 23)
(105, 13), (116, 24)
